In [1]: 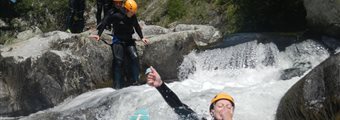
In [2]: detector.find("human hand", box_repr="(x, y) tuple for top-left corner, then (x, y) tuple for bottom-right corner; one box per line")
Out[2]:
(146, 66), (163, 87)
(220, 107), (233, 120)
(89, 34), (100, 41)
(141, 38), (149, 45)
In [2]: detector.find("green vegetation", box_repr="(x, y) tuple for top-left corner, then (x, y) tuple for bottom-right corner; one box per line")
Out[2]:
(14, 0), (69, 32)
(224, 4), (240, 33)
(167, 0), (186, 21)
(1, 0), (306, 41)
(0, 0), (98, 44)
(232, 0), (306, 32)
(137, 0), (240, 33)
(0, 32), (15, 44)
(137, 0), (306, 35)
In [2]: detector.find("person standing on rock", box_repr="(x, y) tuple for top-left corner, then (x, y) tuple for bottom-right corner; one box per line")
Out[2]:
(90, 0), (148, 89)
(96, 0), (112, 26)
(96, 0), (124, 31)
(146, 66), (235, 120)
(66, 0), (85, 33)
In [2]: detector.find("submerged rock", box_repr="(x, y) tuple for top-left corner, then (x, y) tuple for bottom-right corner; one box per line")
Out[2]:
(280, 62), (312, 80)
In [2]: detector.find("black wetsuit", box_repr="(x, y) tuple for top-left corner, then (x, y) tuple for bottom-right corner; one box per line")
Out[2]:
(0, 0), (17, 19)
(97, 9), (143, 44)
(156, 83), (207, 120)
(97, 9), (143, 88)
(66, 0), (85, 33)
(96, 0), (112, 26)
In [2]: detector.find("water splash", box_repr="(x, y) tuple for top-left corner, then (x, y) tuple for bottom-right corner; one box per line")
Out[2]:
(11, 39), (330, 120)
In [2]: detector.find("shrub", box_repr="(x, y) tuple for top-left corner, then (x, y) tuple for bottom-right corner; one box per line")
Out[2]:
(167, 0), (186, 21)
(14, 0), (68, 32)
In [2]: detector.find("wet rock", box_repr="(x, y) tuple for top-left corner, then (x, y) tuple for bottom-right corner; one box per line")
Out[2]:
(280, 62), (312, 80)
(140, 24), (221, 80)
(276, 52), (340, 120)
(0, 31), (112, 116)
(0, 23), (221, 116)
(303, 0), (340, 38)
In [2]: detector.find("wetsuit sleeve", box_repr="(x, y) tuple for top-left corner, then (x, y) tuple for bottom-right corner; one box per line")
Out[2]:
(132, 15), (144, 39)
(97, 10), (116, 36)
(156, 83), (200, 120)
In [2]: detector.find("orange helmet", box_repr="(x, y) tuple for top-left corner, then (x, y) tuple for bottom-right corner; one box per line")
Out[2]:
(124, 0), (138, 14)
(209, 92), (235, 111)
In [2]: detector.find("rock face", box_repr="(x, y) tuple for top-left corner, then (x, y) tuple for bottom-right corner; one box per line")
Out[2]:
(140, 24), (221, 80)
(0, 24), (221, 116)
(15, 27), (42, 43)
(0, 31), (113, 116)
(276, 53), (340, 120)
(303, 0), (340, 38)
(280, 62), (312, 80)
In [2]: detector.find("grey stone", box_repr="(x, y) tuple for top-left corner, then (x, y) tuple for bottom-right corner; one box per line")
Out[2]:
(0, 31), (112, 116)
(0, 23), (221, 116)
(14, 27), (43, 43)
(276, 52), (340, 120)
(140, 24), (221, 80)
(303, 0), (340, 38)
(0, 19), (8, 28)
(280, 62), (312, 80)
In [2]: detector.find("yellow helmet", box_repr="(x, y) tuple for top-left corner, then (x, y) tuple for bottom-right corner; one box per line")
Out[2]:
(209, 92), (235, 111)
(124, 0), (138, 13)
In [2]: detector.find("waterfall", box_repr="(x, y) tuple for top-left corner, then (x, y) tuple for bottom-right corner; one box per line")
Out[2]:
(9, 39), (330, 120)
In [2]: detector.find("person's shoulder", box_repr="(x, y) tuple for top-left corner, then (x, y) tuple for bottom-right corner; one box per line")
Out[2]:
(107, 9), (116, 15)
(107, 9), (124, 18)
(115, 7), (125, 14)
(109, 7), (125, 14)
(129, 15), (138, 22)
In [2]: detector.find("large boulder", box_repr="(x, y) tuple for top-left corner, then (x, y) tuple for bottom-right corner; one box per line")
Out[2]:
(303, 0), (340, 38)
(276, 52), (340, 120)
(12, 27), (43, 44)
(0, 31), (113, 116)
(0, 24), (221, 116)
(140, 24), (221, 80)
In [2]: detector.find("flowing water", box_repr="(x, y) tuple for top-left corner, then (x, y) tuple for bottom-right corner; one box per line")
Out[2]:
(4, 38), (332, 120)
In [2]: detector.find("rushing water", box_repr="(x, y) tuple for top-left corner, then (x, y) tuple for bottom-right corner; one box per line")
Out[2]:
(4, 39), (331, 120)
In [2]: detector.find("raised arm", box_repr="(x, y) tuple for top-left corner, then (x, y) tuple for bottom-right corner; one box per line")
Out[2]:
(146, 67), (199, 120)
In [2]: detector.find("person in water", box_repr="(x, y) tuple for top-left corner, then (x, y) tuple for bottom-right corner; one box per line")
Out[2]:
(90, 0), (148, 89)
(146, 66), (235, 120)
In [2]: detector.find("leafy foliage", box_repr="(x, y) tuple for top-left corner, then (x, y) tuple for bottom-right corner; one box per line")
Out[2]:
(167, 0), (186, 21)
(231, 0), (306, 32)
(137, 0), (306, 34)
(14, 0), (68, 32)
